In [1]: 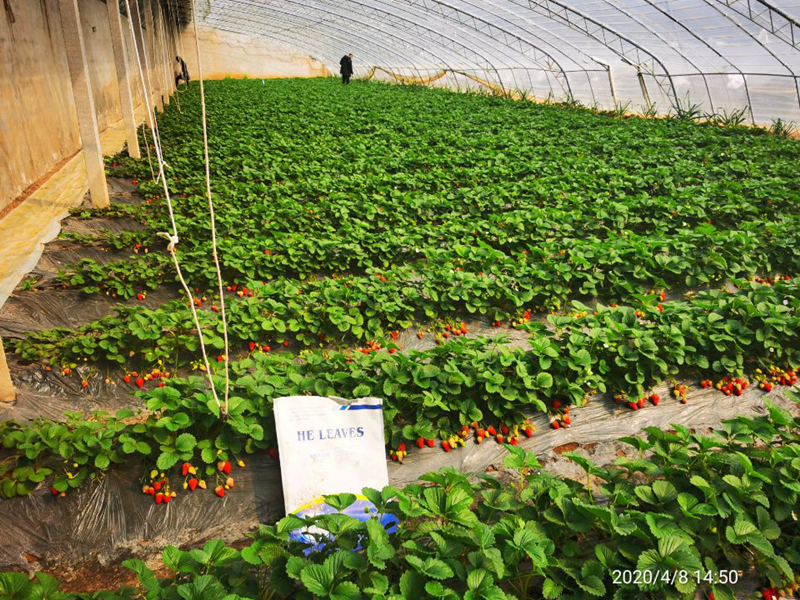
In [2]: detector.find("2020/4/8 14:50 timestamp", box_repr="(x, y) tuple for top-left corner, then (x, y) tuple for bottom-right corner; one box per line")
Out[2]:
(612, 569), (740, 586)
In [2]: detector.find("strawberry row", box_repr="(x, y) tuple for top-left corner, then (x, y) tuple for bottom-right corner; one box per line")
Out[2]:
(15, 224), (798, 369)
(2, 278), (798, 498)
(58, 201), (800, 300)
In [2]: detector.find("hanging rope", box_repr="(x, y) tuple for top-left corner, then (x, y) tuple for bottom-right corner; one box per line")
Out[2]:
(191, 5), (231, 415)
(124, 0), (225, 417)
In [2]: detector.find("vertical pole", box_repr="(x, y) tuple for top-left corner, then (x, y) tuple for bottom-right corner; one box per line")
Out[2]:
(0, 337), (15, 405)
(143, 0), (163, 112)
(107, 0), (141, 159)
(58, 0), (110, 208)
(162, 3), (175, 98)
(130, 0), (155, 130)
(638, 70), (653, 113)
(155, 0), (171, 105)
(606, 65), (618, 108)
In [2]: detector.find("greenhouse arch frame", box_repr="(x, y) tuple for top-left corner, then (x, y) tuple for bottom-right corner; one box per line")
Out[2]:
(189, 0), (800, 124)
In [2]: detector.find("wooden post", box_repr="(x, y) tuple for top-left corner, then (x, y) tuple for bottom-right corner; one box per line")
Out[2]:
(58, 0), (110, 208)
(0, 337), (15, 405)
(107, 0), (141, 159)
(130, 0), (155, 130)
(144, 0), (164, 112)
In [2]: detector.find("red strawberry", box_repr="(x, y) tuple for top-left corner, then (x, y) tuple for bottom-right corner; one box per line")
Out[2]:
(416, 437), (425, 449)
(216, 356), (225, 362)
(509, 437), (518, 446)
(650, 394), (660, 406)
(487, 425), (496, 436)
(283, 340), (289, 347)
(155, 493), (164, 504)
(137, 293), (145, 301)
(495, 434), (504, 444)
(249, 342), (256, 351)
(123, 375), (131, 384)
(398, 443), (406, 452)
(153, 481), (162, 491)
(551, 421), (560, 429)
(657, 303), (664, 312)
(417, 332), (423, 339)
(215, 486), (225, 498)
(135, 377), (144, 388)
(389, 348), (396, 354)
(460, 324), (467, 334)
(132, 179), (138, 185)
(442, 441), (451, 452)
(81, 380), (88, 388)
(181, 463), (191, 477)
(524, 426), (534, 437)
(628, 402), (638, 411)
(500, 423), (509, 435)
(217, 460), (232, 474)
(163, 494), (172, 504)
(188, 478), (198, 491)
(50, 486), (59, 496)
(268, 448), (278, 460)
(637, 397), (646, 408)
(443, 331), (450, 339)
(426, 439), (435, 448)
(562, 416), (571, 425)
(435, 339), (442, 345)
(553, 400), (561, 409)
(262, 345), (271, 352)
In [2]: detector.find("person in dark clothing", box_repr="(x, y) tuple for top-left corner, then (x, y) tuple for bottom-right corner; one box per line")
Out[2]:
(340, 54), (353, 85)
(175, 56), (190, 87)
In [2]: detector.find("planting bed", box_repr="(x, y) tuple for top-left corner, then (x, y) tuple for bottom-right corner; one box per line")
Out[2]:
(1, 78), (799, 598)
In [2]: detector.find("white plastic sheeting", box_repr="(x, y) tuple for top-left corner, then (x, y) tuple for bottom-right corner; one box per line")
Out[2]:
(196, 0), (800, 124)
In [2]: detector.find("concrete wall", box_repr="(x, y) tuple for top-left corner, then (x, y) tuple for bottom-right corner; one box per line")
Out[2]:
(1, 0), (80, 212)
(0, 1), (327, 214)
(178, 26), (329, 80)
(0, 0), (171, 213)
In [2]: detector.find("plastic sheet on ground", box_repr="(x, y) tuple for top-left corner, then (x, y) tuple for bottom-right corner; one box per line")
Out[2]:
(0, 179), (797, 583)
(0, 375), (795, 575)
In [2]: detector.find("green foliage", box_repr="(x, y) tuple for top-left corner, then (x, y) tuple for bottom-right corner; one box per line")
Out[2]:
(5, 407), (800, 598)
(3, 278), (799, 498)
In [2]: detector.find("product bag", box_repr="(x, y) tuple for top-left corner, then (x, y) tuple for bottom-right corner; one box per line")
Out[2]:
(273, 396), (392, 536)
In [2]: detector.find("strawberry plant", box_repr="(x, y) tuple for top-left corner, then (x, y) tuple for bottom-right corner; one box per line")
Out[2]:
(4, 402), (800, 598)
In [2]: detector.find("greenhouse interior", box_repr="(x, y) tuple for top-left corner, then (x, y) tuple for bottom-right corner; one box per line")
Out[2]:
(1, 0), (800, 598)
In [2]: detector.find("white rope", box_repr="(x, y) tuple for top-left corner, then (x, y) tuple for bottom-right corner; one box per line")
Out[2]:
(191, 6), (231, 414)
(124, 0), (224, 415)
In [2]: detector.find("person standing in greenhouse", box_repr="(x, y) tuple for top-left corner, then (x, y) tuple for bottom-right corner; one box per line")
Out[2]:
(175, 56), (190, 87)
(340, 53), (354, 85)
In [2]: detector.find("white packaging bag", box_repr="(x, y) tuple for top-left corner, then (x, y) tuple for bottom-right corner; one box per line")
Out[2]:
(273, 396), (389, 520)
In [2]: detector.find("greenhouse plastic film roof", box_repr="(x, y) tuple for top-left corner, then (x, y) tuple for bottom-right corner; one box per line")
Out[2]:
(197, 0), (800, 124)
